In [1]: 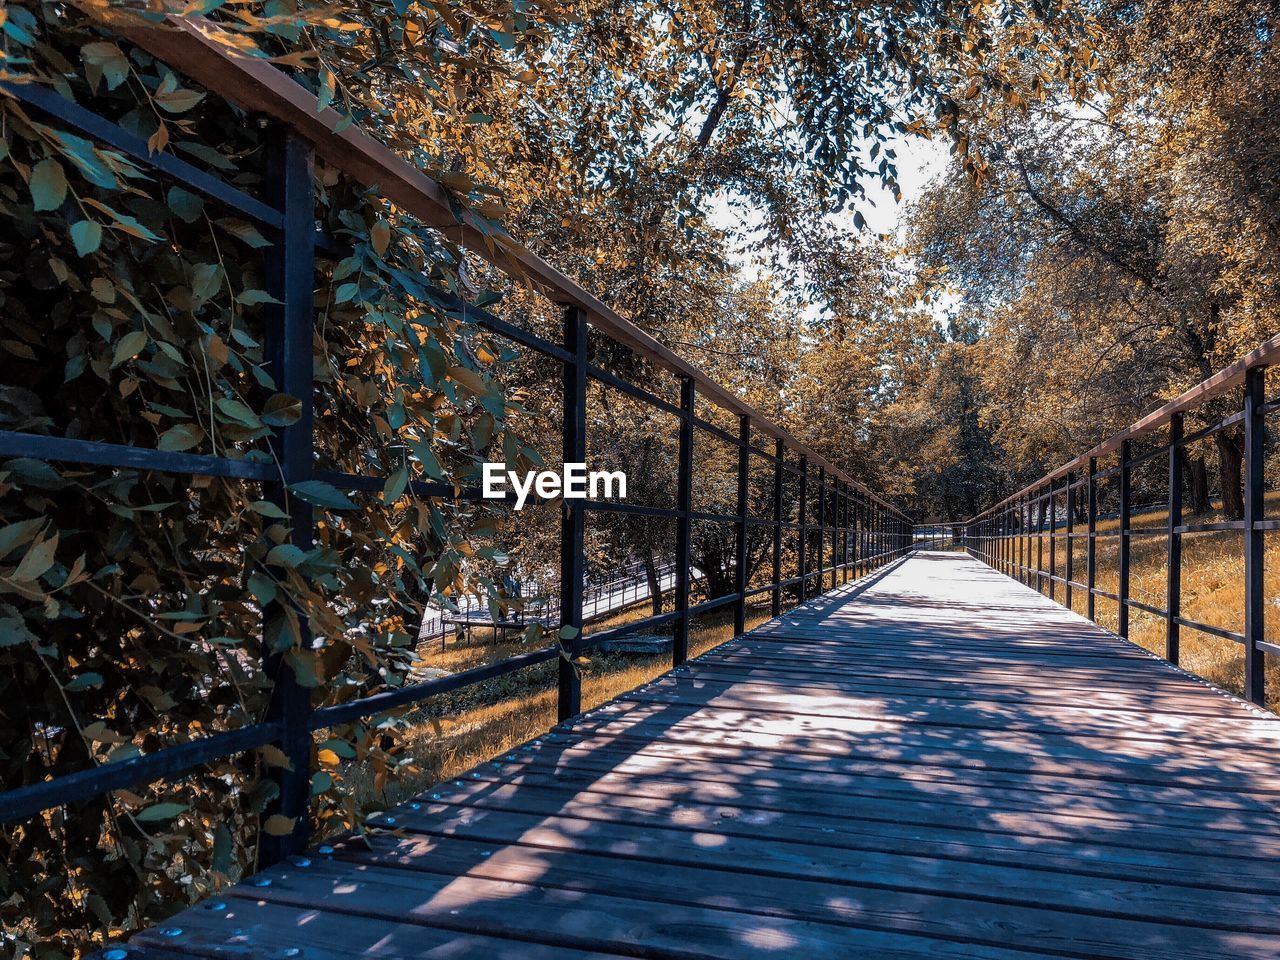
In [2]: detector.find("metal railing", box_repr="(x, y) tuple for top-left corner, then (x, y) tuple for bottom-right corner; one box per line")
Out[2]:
(963, 334), (1280, 707)
(913, 524), (961, 551)
(0, 16), (912, 866)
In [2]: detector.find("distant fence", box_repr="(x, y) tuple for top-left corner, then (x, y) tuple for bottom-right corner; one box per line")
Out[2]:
(0, 15), (911, 869)
(963, 334), (1280, 707)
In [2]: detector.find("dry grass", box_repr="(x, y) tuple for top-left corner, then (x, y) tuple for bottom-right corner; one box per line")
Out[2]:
(1018, 494), (1280, 712)
(353, 591), (774, 810)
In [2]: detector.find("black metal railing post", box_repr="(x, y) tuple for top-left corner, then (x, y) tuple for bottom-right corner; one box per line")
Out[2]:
(1118, 440), (1132, 639)
(733, 414), (750, 635)
(1087, 457), (1098, 622)
(771, 438), (783, 616)
(260, 127), (316, 866)
(796, 457), (808, 602)
(1243, 367), (1266, 705)
(1064, 473), (1074, 610)
(557, 306), (588, 720)
(1166, 413), (1183, 665)
(852, 494), (862, 579)
(673, 375), (695, 666)
(1048, 483), (1057, 602)
(816, 467), (826, 590)
(1039, 493), (1049, 594)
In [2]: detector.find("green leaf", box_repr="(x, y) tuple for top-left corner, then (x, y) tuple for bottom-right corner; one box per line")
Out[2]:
(218, 219), (271, 248)
(248, 572), (277, 606)
(136, 802), (189, 822)
(65, 672), (104, 692)
(157, 422), (204, 452)
(236, 289), (282, 306)
(191, 262), (222, 302)
(248, 500), (288, 519)
(382, 465), (408, 503)
(214, 396), (263, 429)
(30, 159), (67, 211)
(559, 624), (579, 640)
(15, 532), (58, 582)
(0, 616), (34, 648)
(111, 330), (148, 367)
(82, 41), (129, 91)
(166, 186), (204, 223)
(0, 517), (45, 558)
(265, 543), (307, 568)
(370, 220), (390, 257)
(288, 480), (359, 511)
(262, 393), (302, 426)
(70, 220), (102, 257)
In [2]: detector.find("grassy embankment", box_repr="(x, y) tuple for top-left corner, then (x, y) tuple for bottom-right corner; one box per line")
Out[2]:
(1021, 495), (1280, 712)
(355, 592), (776, 810)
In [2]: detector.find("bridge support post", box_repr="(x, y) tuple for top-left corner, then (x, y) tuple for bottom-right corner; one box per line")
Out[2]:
(1118, 440), (1132, 639)
(796, 457), (808, 603)
(1166, 414), (1183, 665)
(1064, 473), (1074, 611)
(1048, 485), (1057, 602)
(673, 375), (694, 666)
(1087, 458), (1098, 622)
(1243, 367), (1266, 706)
(771, 439), (783, 616)
(558, 306), (588, 720)
(816, 468), (826, 591)
(260, 127), (317, 867)
(733, 414), (749, 636)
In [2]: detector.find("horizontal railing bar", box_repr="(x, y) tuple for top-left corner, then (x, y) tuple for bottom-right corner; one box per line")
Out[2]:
(1173, 616), (1244, 644)
(581, 500), (680, 518)
(0, 720), (283, 823)
(309, 645), (559, 729)
(1175, 521), (1248, 534)
(1179, 410), (1245, 447)
(2, 80), (285, 230)
(688, 593), (740, 616)
(0, 431), (275, 482)
(583, 610), (684, 647)
(1123, 597), (1168, 618)
(315, 468), (473, 502)
(435, 291), (573, 363)
(691, 509), (740, 525)
(587, 364), (681, 416)
(692, 416), (741, 447)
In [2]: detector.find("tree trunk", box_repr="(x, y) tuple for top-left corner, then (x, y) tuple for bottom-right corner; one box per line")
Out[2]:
(643, 552), (662, 616)
(1215, 429), (1245, 520)
(1183, 451), (1211, 515)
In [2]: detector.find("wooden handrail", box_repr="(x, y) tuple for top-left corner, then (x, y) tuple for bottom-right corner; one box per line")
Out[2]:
(969, 332), (1280, 521)
(117, 15), (907, 520)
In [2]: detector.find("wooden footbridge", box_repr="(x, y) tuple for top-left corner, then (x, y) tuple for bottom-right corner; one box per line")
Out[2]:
(122, 552), (1280, 959)
(6, 14), (1280, 960)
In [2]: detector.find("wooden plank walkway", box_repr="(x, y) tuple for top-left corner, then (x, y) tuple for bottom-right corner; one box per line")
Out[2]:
(131, 552), (1280, 960)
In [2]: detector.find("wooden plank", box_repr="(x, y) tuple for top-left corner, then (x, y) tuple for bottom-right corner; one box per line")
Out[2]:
(129, 894), (629, 958)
